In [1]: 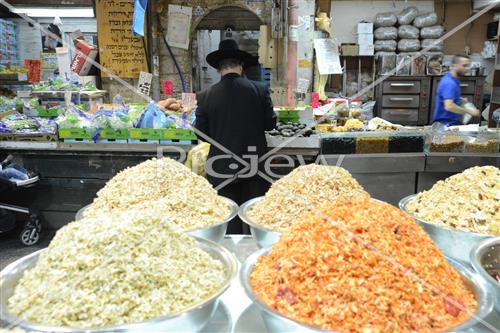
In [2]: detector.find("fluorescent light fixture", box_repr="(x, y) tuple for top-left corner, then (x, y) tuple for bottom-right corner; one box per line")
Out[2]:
(12, 7), (94, 18)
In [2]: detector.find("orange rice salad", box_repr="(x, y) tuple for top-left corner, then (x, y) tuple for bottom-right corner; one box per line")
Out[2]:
(250, 199), (477, 333)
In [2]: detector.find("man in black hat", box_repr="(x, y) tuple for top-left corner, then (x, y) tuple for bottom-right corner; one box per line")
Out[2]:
(195, 39), (277, 234)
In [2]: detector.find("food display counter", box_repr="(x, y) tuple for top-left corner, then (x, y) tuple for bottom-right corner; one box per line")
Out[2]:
(1, 236), (498, 332)
(0, 138), (497, 229)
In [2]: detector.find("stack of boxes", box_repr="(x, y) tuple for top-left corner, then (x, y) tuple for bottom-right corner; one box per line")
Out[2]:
(0, 19), (19, 66)
(357, 22), (374, 56)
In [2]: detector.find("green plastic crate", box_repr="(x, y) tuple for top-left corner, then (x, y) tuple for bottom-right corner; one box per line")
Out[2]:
(36, 107), (59, 117)
(58, 128), (93, 139)
(160, 128), (197, 141)
(276, 109), (300, 123)
(129, 128), (162, 140)
(99, 128), (129, 140)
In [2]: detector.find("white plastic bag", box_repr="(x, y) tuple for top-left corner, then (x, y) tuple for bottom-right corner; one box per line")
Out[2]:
(422, 39), (444, 51)
(374, 40), (397, 52)
(413, 13), (438, 28)
(398, 25), (420, 39)
(421, 25), (444, 39)
(374, 27), (398, 40)
(397, 7), (419, 25)
(396, 55), (412, 75)
(398, 39), (420, 52)
(374, 12), (397, 27)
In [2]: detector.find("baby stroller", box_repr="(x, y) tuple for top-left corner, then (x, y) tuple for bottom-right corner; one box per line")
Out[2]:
(0, 155), (41, 246)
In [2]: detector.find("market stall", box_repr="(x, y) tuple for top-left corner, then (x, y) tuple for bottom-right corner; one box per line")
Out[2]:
(0, 0), (499, 331)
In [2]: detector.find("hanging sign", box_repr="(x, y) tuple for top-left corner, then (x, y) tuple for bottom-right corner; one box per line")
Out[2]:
(163, 80), (174, 95)
(137, 71), (153, 96)
(313, 38), (342, 75)
(95, 0), (148, 78)
(166, 5), (192, 50)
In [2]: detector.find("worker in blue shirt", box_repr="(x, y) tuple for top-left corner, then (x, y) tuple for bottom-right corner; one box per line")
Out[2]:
(433, 55), (480, 126)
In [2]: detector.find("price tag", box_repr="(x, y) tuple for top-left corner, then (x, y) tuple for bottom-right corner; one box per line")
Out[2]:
(17, 90), (31, 98)
(296, 78), (310, 94)
(181, 93), (197, 109)
(163, 80), (173, 95)
(17, 73), (28, 81)
(137, 71), (153, 96)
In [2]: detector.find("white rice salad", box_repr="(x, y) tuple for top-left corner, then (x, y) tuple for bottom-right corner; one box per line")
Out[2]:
(8, 211), (226, 328)
(84, 157), (231, 231)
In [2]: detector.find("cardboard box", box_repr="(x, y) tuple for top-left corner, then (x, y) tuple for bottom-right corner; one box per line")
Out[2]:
(359, 44), (375, 56)
(341, 44), (359, 56)
(71, 39), (98, 76)
(357, 33), (373, 46)
(357, 22), (373, 34)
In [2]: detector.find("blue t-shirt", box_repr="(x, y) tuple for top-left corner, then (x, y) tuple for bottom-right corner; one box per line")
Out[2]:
(433, 72), (462, 126)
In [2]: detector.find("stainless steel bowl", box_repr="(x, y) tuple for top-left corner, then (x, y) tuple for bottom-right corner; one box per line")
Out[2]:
(74, 198), (238, 244)
(470, 237), (500, 313)
(238, 197), (281, 248)
(0, 237), (238, 333)
(75, 203), (90, 220)
(187, 197), (238, 243)
(399, 194), (493, 263)
(241, 247), (496, 333)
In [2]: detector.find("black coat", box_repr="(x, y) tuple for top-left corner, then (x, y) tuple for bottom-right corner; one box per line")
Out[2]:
(195, 73), (277, 186)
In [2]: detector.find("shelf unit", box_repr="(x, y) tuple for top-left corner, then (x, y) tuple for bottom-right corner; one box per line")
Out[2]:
(490, 28), (500, 127)
(325, 55), (375, 100)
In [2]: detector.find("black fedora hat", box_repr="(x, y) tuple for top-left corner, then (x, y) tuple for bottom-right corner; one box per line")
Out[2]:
(206, 39), (254, 69)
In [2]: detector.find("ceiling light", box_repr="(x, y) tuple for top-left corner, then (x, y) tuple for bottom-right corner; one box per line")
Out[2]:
(11, 7), (94, 18)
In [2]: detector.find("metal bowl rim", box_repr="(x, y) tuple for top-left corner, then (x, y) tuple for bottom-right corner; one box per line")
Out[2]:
(470, 236), (500, 289)
(399, 194), (494, 239)
(238, 196), (283, 234)
(0, 236), (238, 332)
(241, 247), (495, 333)
(75, 196), (239, 232)
(240, 197), (388, 235)
(187, 196), (239, 232)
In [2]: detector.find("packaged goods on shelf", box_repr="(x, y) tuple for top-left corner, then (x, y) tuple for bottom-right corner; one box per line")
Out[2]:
(413, 12), (438, 28)
(421, 25), (444, 39)
(377, 54), (396, 75)
(406, 166), (499, 235)
(398, 39), (420, 52)
(374, 27), (398, 40)
(397, 6), (419, 25)
(396, 54), (412, 75)
(422, 39), (444, 52)
(427, 54), (443, 75)
(374, 12), (397, 27)
(410, 54), (427, 75)
(7, 210), (226, 328)
(398, 25), (419, 39)
(32, 75), (97, 92)
(374, 40), (397, 52)
(247, 164), (369, 232)
(357, 22), (373, 34)
(250, 199), (478, 332)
